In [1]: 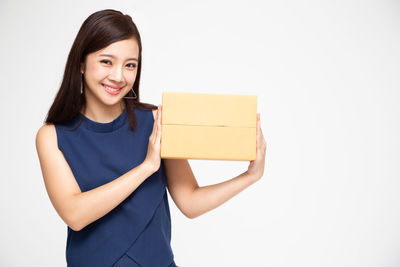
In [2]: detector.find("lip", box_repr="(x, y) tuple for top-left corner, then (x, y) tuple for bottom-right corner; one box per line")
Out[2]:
(103, 83), (123, 89)
(103, 84), (123, 95)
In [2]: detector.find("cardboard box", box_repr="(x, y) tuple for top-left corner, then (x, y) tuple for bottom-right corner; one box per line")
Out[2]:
(161, 92), (257, 161)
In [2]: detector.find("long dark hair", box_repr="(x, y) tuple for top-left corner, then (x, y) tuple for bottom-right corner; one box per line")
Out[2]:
(45, 9), (157, 131)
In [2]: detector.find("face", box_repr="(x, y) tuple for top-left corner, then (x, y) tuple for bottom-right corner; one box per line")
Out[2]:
(81, 38), (139, 107)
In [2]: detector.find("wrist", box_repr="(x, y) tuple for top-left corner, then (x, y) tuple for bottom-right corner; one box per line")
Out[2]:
(141, 161), (156, 175)
(243, 171), (259, 184)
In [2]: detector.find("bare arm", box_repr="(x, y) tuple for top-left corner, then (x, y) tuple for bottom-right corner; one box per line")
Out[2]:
(165, 159), (256, 219)
(36, 108), (162, 231)
(164, 113), (267, 219)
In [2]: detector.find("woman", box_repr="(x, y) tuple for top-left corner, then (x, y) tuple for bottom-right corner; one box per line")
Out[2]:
(35, 9), (267, 267)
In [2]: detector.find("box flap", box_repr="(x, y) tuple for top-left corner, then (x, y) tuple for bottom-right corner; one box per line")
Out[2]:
(162, 92), (257, 128)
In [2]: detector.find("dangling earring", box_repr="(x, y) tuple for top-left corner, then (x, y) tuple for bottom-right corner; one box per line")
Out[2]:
(80, 73), (84, 94)
(123, 87), (137, 99)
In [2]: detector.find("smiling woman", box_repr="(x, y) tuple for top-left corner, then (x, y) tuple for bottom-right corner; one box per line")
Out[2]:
(35, 9), (178, 266)
(35, 7), (266, 267)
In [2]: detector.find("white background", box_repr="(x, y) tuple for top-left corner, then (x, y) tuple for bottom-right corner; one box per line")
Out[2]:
(0, 0), (399, 266)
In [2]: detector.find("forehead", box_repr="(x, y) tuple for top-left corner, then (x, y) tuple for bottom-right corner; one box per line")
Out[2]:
(94, 38), (139, 58)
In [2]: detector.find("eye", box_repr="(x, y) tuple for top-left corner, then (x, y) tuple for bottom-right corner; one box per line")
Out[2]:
(100, 60), (112, 65)
(126, 63), (137, 69)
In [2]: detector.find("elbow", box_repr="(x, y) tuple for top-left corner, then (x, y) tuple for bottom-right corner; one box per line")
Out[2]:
(183, 209), (201, 219)
(65, 216), (83, 231)
(69, 222), (84, 232)
(65, 196), (89, 231)
(68, 218), (87, 231)
(186, 214), (198, 219)
(185, 212), (195, 219)
(64, 211), (86, 231)
(181, 198), (202, 219)
(185, 213), (197, 219)
(69, 214), (89, 231)
(56, 195), (87, 231)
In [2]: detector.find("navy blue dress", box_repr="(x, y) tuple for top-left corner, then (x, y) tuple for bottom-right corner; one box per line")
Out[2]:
(54, 107), (178, 267)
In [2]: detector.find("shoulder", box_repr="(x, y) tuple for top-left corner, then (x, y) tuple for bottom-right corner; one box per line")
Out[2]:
(35, 123), (57, 151)
(36, 123), (56, 140)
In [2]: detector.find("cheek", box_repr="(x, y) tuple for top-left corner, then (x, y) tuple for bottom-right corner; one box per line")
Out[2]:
(125, 71), (138, 84)
(87, 63), (109, 82)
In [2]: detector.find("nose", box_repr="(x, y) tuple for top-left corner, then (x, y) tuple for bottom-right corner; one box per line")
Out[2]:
(108, 66), (123, 82)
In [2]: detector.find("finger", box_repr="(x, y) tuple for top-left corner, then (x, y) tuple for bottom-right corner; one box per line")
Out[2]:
(151, 106), (159, 143)
(258, 114), (264, 137)
(260, 127), (265, 141)
(151, 107), (158, 134)
(257, 114), (264, 149)
(259, 118), (266, 144)
(149, 112), (156, 145)
(257, 115), (267, 151)
(154, 105), (160, 143)
(159, 105), (162, 123)
(157, 105), (162, 142)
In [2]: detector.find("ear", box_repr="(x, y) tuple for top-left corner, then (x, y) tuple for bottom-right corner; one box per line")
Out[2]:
(80, 62), (85, 74)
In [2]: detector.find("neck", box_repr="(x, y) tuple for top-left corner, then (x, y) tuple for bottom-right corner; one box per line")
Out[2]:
(81, 97), (126, 123)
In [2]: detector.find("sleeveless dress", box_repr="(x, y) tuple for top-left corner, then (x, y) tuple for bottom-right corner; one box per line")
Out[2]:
(54, 107), (178, 267)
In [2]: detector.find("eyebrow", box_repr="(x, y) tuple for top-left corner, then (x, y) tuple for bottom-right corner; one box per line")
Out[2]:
(99, 54), (138, 61)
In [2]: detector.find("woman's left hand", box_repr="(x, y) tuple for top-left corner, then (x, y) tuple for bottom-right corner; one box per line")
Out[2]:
(246, 113), (267, 183)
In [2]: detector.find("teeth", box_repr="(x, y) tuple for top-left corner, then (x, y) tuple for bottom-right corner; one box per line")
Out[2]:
(105, 85), (121, 92)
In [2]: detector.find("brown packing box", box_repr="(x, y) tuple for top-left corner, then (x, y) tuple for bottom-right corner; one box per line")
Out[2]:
(161, 92), (257, 161)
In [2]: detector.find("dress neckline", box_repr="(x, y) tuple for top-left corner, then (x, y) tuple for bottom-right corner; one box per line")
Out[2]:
(79, 108), (128, 133)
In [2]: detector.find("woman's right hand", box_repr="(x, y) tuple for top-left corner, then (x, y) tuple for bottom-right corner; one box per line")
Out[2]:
(143, 105), (162, 173)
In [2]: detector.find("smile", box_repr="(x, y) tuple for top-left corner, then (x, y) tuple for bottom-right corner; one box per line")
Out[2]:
(103, 84), (123, 95)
